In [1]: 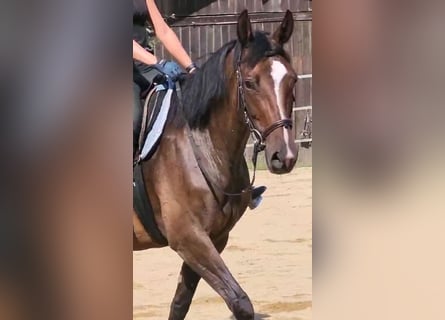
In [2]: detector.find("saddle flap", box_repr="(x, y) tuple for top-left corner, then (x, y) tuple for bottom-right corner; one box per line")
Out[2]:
(137, 87), (173, 161)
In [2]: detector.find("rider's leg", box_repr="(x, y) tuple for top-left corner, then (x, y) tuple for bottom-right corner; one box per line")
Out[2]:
(133, 82), (143, 158)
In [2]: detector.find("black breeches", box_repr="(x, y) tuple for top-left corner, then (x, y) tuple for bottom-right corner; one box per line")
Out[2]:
(133, 82), (143, 155)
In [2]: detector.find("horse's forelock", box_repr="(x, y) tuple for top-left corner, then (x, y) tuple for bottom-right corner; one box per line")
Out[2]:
(242, 31), (287, 67)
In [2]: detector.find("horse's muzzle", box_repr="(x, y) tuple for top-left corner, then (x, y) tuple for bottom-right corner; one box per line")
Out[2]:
(269, 151), (297, 174)
(266, 141), (298, 174)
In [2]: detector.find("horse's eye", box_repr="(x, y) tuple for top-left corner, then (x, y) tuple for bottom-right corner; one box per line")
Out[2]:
(244, 79), (257, 90)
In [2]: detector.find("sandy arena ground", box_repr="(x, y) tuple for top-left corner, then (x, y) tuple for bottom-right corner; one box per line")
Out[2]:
(133, 167), (312, 320)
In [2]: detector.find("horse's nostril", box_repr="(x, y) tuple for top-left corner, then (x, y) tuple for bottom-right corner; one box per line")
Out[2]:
(271, 152), (280, 162)
(270, 152), (283, 169)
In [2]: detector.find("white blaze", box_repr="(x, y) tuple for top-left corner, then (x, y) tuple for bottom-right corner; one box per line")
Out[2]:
(270, 60), (295, 159)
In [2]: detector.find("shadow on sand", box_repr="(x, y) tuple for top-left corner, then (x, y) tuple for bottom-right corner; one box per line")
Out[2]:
(230, 313), (271, 320)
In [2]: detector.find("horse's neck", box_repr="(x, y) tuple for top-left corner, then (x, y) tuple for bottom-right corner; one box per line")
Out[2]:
(210, 81), (249, 164)
(190, 83), (249, 177)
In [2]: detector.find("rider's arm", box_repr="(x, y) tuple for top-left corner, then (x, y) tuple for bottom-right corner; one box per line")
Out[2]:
(146, 0), (193, 69)
(133, 40), (158, 65)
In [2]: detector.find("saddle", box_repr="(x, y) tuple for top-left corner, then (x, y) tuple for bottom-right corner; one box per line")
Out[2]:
(133, 75), (178, 246)
(135, 75), (176, 162)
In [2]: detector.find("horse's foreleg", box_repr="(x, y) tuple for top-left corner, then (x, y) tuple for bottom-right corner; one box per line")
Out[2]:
(174, 232), (254, 320)
(168, 263), (200, 320)
(168, 236), (228, 320)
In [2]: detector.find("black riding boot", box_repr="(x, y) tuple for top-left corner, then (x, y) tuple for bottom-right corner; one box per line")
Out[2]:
(133, 82), (143, 159)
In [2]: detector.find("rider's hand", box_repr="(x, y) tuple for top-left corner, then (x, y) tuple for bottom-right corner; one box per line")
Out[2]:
(156, 60), (183, 79)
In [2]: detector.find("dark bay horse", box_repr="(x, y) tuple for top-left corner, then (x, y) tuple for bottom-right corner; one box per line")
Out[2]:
(133, 10), (299, 320)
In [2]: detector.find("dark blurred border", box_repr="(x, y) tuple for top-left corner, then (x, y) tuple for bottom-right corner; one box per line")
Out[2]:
(1, 1), (132, 319)
(315, 0), (445, 319)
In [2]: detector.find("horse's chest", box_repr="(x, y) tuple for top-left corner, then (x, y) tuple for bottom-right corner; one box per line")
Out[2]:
(206, 196), (249, 235)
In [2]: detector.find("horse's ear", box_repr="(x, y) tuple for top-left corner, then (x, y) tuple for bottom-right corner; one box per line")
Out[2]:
(273, 10), (294, 45)
(237, 10), (254, 47)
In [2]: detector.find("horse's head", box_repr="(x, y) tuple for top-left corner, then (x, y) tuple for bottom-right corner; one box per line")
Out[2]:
(236, 10), (298, 174)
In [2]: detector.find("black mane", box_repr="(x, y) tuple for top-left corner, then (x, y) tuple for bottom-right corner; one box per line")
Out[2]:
(176, 31), (288, 129)
(179, 40), (238, 129)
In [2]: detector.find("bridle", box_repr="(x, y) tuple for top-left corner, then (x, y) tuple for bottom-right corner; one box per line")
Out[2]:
(235, 50), (293, 185)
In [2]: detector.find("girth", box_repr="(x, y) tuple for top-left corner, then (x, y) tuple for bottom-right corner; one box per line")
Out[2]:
(133, 162), (168, 246)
